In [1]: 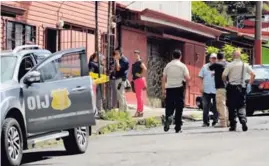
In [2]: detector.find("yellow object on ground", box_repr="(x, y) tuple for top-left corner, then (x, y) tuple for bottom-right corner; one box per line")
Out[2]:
(89, 72), (109, 84)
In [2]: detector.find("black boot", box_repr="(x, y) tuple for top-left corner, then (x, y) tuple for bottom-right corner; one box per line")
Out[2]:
(229, 125), (237, 131)
(164, 116), (172, 132)
(175, 126), (182, 133)
(242, 123), (248, 132)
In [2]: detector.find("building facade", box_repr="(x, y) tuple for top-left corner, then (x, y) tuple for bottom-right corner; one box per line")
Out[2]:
(116, 4), (223, 108)
(1, 1), (114, 57)
(117, 1), (192, 21)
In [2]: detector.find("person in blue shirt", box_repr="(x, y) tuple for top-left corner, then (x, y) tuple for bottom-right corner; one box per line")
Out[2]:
(113, 48), (129, 112)
(199, 53), (219, 127)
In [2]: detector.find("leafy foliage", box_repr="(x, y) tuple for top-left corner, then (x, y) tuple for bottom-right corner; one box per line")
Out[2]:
(192, 1), (232, 26)
(206, 45), (249, 63)
(206, 46), (220, 55)
(202, 1), (269, 26)
(102, 110), (131, 121)
(263, 2), (269, 11)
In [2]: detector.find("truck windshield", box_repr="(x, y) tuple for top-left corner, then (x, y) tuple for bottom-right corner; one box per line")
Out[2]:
(1, 56), (17, 83)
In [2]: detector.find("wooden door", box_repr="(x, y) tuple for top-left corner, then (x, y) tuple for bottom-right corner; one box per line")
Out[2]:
(183, 43), (195, 107)
(183, 43), (205, 108)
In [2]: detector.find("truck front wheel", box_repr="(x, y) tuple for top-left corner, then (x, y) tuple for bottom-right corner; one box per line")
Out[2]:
(1, 118), (23, 166)
(63, 126), (89, 154)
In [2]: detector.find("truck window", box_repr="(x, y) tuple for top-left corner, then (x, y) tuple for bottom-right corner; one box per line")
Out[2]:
(37, 52), (82, 82)
(18, 55), (34, 81)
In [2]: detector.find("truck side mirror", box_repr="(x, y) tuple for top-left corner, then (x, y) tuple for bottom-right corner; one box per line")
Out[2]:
(23, 71), (41, 85)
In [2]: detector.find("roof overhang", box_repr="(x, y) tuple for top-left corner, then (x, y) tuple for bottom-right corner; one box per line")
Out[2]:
(209, 25), (268, 44)
(138, 9), (224, 39)
(116, 4), (225, 40)
(1, 4), (25, 17)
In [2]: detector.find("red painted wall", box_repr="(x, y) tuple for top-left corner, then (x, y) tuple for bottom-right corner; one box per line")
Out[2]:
(121, 27), (147, 105)
(120, 27), (206, 108)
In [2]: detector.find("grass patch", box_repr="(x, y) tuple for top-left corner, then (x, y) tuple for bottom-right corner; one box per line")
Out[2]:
(102, 110), (131, 121)
(98, 116), (162, 134)
(137, 117), (162, 128)
(98, 120), (137, 134)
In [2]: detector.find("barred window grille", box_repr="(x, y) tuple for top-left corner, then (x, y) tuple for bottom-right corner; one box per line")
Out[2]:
(6, 21), (36, 50)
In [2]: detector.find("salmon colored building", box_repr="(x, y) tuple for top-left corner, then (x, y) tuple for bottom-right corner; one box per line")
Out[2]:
(116, 4), (224, 108)
(1, 1), (114, 57)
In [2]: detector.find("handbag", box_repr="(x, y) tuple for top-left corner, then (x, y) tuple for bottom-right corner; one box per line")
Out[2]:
(131, 80), (135, 93)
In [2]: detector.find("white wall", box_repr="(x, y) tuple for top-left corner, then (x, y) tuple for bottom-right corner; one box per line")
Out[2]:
(118, 1), (192, 21)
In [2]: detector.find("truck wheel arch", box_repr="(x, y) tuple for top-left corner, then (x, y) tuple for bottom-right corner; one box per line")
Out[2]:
(5, 108), (28, 150)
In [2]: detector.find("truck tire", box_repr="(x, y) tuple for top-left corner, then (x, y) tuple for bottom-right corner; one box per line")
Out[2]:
(63, 126), (89, 154)
(1, 118), (23, 166)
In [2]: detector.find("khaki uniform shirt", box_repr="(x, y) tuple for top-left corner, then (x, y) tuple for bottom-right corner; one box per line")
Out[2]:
(222, 59), (253, 88)
(163, 60), (189, 88)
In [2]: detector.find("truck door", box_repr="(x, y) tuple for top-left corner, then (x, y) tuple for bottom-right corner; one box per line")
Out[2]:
(22, 48), (95, 134)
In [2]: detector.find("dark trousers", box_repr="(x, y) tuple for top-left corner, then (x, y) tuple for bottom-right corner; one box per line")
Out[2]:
(226, 84), (247, 127)
(203, 93), (218, 125)
(165, 87), (184, 129)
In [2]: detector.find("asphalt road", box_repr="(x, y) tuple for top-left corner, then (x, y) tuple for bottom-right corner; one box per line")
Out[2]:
(22, 114), (269, 166)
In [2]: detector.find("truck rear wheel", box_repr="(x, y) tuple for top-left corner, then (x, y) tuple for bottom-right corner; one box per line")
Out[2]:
(1, 118), (23, 166)
(63, 126), (89, 154)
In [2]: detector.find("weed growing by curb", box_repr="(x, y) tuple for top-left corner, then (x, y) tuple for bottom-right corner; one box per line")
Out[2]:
(102, 110), (131, 121)
(98, 116), (162, 134)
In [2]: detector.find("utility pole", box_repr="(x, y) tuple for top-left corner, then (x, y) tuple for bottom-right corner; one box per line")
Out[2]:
(255, 1), (262, 64)
(95, 1), (105, 107)
(106, 1), (111, 110)
(95, 1), (100, 77)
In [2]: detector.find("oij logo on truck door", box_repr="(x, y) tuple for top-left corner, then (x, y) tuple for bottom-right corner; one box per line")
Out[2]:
(50, 88), (71, 111)
(26, 88), (71, 111)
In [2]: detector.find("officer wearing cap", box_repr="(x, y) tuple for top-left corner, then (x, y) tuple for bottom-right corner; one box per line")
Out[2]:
(222, 50), (255, 132)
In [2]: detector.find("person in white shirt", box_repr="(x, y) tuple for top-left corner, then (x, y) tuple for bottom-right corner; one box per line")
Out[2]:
(162, 49), (190, 133)
(199, 53), (218, 127)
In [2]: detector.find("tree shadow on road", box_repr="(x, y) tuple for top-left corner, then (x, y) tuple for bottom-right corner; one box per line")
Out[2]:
(21, 150), (69, 165)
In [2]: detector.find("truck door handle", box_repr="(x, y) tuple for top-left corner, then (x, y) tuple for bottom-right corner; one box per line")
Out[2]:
(72, 86), (87, 92)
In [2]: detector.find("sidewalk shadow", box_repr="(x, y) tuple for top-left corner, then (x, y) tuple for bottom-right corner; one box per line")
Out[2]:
(21, 150), (69, 165)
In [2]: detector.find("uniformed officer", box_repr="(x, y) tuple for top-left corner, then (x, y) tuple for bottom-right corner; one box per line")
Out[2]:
(162, 49), (190, 133)
(222, 50), (255, 132)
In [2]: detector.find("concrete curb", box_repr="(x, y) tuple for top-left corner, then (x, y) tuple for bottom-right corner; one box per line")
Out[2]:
(93, 112), (203, 135)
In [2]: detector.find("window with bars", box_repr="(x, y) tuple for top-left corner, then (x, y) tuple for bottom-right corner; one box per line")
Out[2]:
(6, 21), (36, 50)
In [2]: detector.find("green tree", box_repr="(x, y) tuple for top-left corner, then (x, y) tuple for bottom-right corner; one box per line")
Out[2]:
(206, 45), (249, 63)
(207, 46), (219, 55)
(204, 1), (269, 26)
(263, 2), (269, 11)
(192, 1), (232, 26)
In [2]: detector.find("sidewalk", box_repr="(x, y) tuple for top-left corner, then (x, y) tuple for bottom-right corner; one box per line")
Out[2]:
(92, 104), (203, 134)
